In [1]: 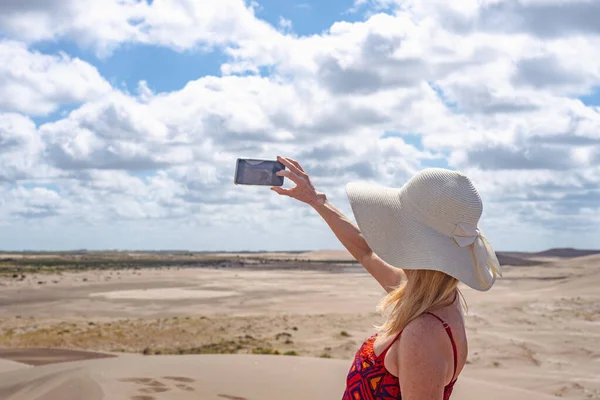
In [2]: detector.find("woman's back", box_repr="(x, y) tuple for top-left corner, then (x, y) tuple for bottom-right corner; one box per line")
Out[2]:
(343, 296), (467, 399)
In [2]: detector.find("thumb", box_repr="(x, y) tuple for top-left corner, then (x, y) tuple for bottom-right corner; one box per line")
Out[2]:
(271, 186), (288, 195)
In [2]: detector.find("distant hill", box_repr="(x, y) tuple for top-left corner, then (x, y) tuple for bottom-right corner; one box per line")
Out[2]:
(527, 248), (600, 258)
(495, 248), (600, 266)
(1, 248), (598, 268)
(495, 253), (544, 266)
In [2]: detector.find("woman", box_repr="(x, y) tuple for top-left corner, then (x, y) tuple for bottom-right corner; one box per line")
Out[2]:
(271, 156), (502, 400)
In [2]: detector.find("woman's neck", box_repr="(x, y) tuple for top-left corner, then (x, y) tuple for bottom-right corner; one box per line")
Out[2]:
(432, 290), (458, 311)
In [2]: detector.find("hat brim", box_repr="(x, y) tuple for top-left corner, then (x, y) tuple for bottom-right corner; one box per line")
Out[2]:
(346, 181), (496, 292)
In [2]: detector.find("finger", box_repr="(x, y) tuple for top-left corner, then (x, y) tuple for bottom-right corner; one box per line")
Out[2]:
(285, 157), (307, 175)
(287, 158), (306, 173)
(276, 170), (304, 185)
(271, 186), (291, 196)
(277, 156), (304, 176)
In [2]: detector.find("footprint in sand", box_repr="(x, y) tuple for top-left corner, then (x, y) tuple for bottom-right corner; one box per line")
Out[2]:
(175, 383), (194, 391)
(120, 378), (169, 394)
(120, 378), (167, 387)
(162, 376), (196, 391)
(121, 376), (197, 397)
(139, 387), (170, 394)
(162, 376), (196, 383)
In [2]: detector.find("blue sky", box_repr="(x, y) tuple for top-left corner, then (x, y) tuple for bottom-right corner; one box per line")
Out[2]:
(33, 40), (227, 96)
(1, 0), (600, 252)
(31, 0), (363, 96)
(254, 0), (365, 35)
(580, 90), (600, 107)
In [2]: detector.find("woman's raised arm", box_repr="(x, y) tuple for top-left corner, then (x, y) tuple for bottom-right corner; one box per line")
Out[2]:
(271, 156), (405, 292)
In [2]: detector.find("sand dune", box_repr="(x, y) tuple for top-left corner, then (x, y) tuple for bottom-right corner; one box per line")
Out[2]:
(0, 354), (562, 400)
(531, 254), (600, 294)
(530, 248), (600, 258)
(0, 359), (31, 374)
(1, 250), (599, 399)
(0, 348), (116, 367)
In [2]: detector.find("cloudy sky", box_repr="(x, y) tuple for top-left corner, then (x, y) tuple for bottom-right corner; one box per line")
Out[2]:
(0, 0), (599, 252)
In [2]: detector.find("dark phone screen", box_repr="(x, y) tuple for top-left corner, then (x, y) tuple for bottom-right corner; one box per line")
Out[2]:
(235, 159), (285, 186)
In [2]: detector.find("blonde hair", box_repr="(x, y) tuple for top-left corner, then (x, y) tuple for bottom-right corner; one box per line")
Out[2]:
(377, 269), (467, 337)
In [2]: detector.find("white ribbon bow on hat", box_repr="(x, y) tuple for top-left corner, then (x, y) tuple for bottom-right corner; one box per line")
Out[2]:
(452, 223), (502, 288)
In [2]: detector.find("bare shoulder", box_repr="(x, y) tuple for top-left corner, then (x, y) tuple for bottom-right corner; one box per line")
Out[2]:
(395, 315), (450, 399)
(399, 313), (448, 351)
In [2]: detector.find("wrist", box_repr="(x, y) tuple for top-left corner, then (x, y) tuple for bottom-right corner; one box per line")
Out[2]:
(309, 192), (327, 208)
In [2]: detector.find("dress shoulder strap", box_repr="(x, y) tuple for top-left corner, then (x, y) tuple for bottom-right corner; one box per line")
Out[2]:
(426, 312), (458, 382)
(378, 330), (403, 360)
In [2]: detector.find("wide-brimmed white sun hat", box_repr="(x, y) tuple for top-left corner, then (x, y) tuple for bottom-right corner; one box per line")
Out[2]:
(346, 168), (502, 291)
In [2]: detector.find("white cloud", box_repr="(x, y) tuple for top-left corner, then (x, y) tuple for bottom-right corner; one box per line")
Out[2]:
(278, 16), (293, 31)
(2, 186), (67, 219)
(209, 1), (600, 246)
(0, 67), (434, 235)
(0, 0), (284, 57)
(1, 0), (600, 251)
(0, 113), (49, 182)
(0, 40), (112, 116)
(27, 71), (431, 217)
(40, 92), (194, 171)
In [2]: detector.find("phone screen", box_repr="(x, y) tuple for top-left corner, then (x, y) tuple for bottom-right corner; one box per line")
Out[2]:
(235, 159), (286, 186)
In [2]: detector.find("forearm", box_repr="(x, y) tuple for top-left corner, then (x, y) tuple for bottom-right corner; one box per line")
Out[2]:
(271, 156), (403, 291)
(309, 193), (372, 262)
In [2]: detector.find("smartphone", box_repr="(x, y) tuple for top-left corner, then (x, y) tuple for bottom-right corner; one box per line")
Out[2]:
(234, 158), (286, 186)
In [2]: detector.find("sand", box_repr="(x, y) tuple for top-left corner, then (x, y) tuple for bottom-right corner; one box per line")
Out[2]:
(0, 348), (116, 366)
(0, 251), (599, 399)
(0, 359), (31, 374)
(89, 288), (240, 300)
(0, 354), (562, 400)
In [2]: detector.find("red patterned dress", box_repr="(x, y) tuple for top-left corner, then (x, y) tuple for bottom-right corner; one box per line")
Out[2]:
(342, 312), (458, 400)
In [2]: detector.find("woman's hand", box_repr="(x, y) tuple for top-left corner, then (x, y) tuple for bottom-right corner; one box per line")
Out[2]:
(271, 156), (326, 207)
